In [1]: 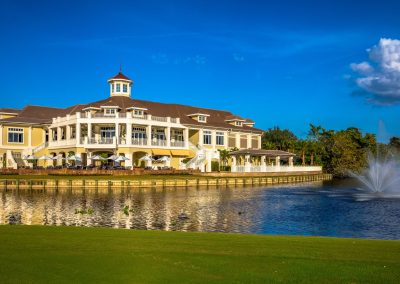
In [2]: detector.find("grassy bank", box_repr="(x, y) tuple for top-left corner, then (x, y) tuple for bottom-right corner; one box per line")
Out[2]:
(0, 226), (399, 283)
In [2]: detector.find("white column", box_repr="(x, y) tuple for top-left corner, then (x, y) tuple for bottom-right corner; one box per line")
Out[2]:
(261, 155), (267, 172)
(244, 154), (251, 172)
(198, 129), (203, 146)
(289, 156), (294, 167)
(28, 126), (32, 148)
(206, 151), (212, 172)
(86, 152), (92, 166)
(235, 133), (240, 149)
(247, 134), (252, 149)
(88, 123), (92, 142)
(115, 123), (119, 145)
(211, 130), (216, 150)
(231, 156), (237, 172)
(166, 127), (171, 147)
(257, 135), (262, 149)
(76, 123), (81, 144)
(66, 125), (71, 140)
(126, 123), (132, 145)
(124, 153), (132, 169)
(275, 156), (281, 170)
(0, 125), (3, 145)
(146, 125), (152, 146)
(184, 128), (189, 148)
(223, 131), (228, 148)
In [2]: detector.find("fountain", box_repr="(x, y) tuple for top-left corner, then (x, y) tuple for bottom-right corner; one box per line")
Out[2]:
(354, 152), (400, 197)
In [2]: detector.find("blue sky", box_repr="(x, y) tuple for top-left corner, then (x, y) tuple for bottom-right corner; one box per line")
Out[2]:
(1, 0), (400, 140)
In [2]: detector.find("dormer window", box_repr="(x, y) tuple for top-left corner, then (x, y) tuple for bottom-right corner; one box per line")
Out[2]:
(134, 109), (143, 116)
(105, 109), (116, 116)
(235, 121), (242, 126)
(187, 113), (210, 123)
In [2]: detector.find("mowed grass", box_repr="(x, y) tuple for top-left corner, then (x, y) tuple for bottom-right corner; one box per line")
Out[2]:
(0, 226), (399, 283)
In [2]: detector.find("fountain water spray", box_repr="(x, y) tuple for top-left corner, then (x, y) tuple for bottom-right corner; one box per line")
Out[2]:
(354, 152), (400, 195)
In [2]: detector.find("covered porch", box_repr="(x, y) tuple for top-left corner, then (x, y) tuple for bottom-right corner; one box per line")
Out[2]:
(229, 149), (322, 173)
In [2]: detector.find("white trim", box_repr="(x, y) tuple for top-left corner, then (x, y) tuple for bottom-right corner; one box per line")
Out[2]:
(187, 113), (210, 117)
(82, 107), (101, 111)
(126, 106), (148, 111)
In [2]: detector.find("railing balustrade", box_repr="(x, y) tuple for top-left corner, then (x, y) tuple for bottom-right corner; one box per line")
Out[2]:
(132, 138), (147, 146)
(151, 116), (168, 122)
(151, 139), (167, 146)
(170, 140), (185, 147)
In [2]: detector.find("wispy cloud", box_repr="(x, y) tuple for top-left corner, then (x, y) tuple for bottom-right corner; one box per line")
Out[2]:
(350, 38), (400, 106)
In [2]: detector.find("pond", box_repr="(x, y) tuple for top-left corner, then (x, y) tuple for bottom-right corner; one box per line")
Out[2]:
(1, 179), (399, 240)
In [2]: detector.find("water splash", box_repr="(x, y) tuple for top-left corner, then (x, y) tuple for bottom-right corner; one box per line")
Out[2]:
(354, 153), (400, 197)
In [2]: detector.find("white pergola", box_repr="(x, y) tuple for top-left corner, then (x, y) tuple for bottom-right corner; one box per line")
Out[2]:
(229, 149), (321, 173)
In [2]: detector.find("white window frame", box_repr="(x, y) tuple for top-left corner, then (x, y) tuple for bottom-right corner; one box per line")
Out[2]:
(216, 131), (224, 145)
(7, 128), (24, 144)
(235, 121), (243, 126)
(198, 115), (207, 122)
(123, 84), (128, 92)
(104, 108), (116, 116)
(203, 130), (212, 145)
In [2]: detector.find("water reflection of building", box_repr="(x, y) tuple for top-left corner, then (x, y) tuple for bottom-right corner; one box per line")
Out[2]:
(0, 187), (266, 233)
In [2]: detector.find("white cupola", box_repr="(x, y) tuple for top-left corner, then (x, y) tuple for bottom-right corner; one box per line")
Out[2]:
(107, 70), (133, 97)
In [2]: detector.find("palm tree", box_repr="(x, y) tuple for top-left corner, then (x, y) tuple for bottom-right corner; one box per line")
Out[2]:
(218, 149), (230, 171)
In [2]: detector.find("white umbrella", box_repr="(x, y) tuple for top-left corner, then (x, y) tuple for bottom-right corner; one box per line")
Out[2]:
(67, 155), (82, 161)
(90, 155), (107, 161)
(115, 155), (130, 162)
(108, 154), (118, 160)
(139, 155), (153, 161)
(37, 155), (53, 161)
(23, 155), (37, 160)
(52, 156), (65, 160)
(157, 156), (170, 162)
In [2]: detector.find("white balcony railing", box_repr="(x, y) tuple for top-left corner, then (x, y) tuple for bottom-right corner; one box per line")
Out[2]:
(151, 116), (168, 122)
(234, 165), (322, 173)
(132, 138), (147, 146)
(151, 139), (167, 146)
(171, 140), (185, 147)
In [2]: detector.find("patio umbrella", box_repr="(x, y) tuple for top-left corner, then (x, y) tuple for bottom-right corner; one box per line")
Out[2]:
(38, 155), (53, 161)
(37, 155), (53, 167)
(139, 155), (153, 161)
(90, 155), (107, 161)
(115, 155), (130, 162)
(157, 156), (170, 162)
(108, 154), (118, 161)
(67, 155), (82, 161)
(23, 155), (37, 160)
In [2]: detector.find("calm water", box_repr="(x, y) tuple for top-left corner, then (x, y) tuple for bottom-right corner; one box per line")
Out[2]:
(1, 179), (399, 240)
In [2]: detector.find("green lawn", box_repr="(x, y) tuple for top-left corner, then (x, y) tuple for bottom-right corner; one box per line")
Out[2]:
(0, 226), (399, 283)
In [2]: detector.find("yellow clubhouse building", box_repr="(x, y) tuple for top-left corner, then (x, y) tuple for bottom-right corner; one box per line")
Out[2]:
(0, 71), (264, 172)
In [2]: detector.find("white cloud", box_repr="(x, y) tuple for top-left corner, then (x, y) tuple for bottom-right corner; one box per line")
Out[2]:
(350, 38), (400, 105)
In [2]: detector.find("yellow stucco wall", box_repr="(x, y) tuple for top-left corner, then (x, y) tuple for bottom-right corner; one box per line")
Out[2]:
(189, 130), (199, 145)
(32, 127), (45, 147)
(0, 114), (18, 119)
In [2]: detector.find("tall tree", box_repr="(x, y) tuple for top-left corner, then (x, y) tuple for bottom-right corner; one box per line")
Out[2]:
(262, 127), (298, 151)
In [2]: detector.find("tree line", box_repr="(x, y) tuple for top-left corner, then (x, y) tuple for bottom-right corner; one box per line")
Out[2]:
(261, 125), (400, 177)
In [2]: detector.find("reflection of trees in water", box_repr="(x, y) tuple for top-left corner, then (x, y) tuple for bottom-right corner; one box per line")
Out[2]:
(0, 187), (264, 232)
